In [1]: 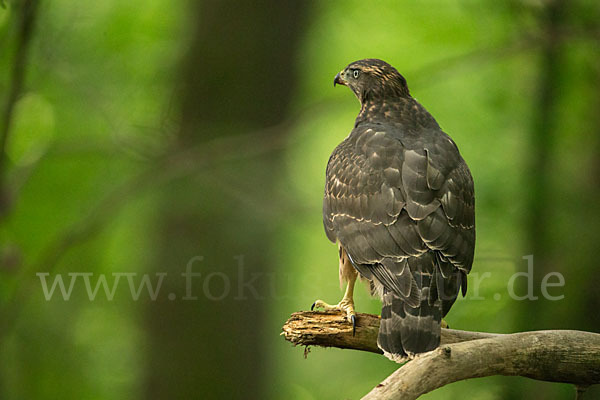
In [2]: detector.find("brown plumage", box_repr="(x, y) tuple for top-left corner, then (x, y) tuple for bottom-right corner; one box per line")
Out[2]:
(324, 59), (475, 361)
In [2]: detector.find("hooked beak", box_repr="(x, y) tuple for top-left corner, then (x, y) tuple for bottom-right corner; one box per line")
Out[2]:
(334, 71), (346, 87)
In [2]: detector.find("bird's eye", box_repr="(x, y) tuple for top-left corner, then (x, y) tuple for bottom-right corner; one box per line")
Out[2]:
(353, 70), (360, 79)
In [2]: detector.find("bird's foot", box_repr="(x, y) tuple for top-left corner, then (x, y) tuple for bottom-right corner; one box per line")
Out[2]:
(441, 319), (450, 329)
(311, 298), (356, 335)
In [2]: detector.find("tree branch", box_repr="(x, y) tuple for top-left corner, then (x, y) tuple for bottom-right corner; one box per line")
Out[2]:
(0, 0), (40, 217)
(282, 311), (600, 400)
(281, 311), (498, 355)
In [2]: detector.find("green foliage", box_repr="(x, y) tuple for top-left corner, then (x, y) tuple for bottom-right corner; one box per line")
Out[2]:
(0, 0), (599, 399)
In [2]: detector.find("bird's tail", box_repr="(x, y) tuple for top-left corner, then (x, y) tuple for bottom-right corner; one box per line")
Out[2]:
(377, 289), (442, 362)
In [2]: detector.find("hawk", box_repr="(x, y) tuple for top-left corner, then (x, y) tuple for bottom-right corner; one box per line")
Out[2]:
(312, 59), (475, 362)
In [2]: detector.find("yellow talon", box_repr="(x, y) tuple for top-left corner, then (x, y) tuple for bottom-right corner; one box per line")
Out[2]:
(312, 244), (359, 335)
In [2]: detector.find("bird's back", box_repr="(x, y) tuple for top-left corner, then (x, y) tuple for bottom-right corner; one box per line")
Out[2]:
(323, 59), (475, 361)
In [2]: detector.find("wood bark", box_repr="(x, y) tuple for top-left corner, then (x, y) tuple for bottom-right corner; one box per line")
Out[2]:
(282, 311), (600, 400)
(282, 311), (498, 355)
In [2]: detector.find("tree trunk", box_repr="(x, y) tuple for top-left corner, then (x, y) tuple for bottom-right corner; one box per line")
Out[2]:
(144, 2), (310, 398)
(519, 1), (600, 398)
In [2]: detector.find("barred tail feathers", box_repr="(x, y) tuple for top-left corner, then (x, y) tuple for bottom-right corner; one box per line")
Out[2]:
(377, 290), (442, 362)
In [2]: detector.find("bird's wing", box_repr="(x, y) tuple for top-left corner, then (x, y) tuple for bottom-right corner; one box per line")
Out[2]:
(323, 125), (475, 308)
(409, 132), (475, 312)
(415, 133), (475, 275)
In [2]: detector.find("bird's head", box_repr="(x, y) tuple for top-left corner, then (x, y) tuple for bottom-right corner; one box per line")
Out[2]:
(334, 59), (410, 103)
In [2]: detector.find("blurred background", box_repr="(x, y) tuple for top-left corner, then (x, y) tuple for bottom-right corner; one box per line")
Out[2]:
(1, 0), (599, 399)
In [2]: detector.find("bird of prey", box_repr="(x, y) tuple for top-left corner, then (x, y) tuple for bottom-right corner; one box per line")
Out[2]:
(312, 59), (475, 362)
